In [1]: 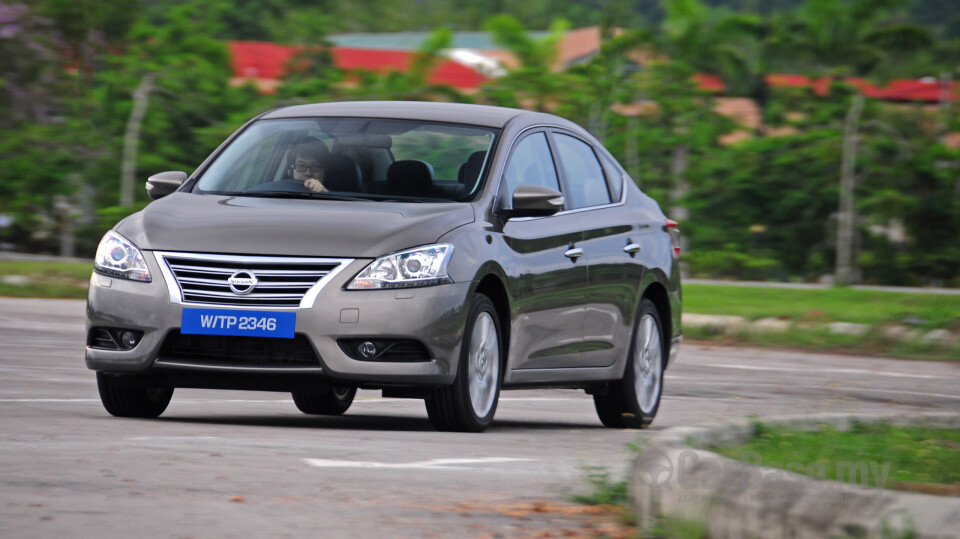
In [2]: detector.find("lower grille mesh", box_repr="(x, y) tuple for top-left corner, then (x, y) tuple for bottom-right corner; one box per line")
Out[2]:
(159, 331), (320, 368)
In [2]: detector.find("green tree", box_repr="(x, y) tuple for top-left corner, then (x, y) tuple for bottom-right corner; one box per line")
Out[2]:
(480, 14), (569, 111)
(99, 3), (253, 207)
(776, 0), (934, 78)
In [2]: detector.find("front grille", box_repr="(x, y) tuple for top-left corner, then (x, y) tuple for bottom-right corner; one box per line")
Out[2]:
(155, 252), (350, 308)
(158, 331), (320, 368)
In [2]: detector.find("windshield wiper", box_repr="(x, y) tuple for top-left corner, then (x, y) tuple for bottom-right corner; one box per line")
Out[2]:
(234, 191), (372, 202)
(370, 196), (454, 203)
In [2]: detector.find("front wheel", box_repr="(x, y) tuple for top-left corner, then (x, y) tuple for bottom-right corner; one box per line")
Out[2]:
(425, 294), (502, 432)
(292, 385), (357, 415)
(594, 298), (665, 429)
(96, 372), (173, 418)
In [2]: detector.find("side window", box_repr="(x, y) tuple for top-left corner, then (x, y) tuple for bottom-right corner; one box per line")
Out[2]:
(600, 154), (624, 202)
(553, 133), (612, 209)
(503, 132), (561, 203)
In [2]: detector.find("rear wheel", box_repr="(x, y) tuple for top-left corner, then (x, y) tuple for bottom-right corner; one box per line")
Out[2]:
(425, 294), (502, 432)
(594, 298), (665, 428)
(96, 372), (173, 418)
(292, 385), (357, 415)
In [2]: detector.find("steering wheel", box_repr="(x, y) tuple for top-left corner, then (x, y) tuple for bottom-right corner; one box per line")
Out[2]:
(245, 179), (311, 193)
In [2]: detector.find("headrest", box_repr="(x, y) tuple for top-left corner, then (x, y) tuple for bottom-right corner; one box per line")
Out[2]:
(290, 139), (329, 162)
(386, 160), (434, 194)
(321, 154), (362, 192)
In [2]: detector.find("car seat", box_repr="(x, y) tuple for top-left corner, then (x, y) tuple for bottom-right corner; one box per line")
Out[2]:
(320, 154), (363, 193)
(382, 160), (436, 198)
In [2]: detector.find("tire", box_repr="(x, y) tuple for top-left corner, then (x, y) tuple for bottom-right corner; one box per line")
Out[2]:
(96, 372), (173, 419)
(292, 385), (356, 415)
(425, 294), (502, 432)
(594, 298), (665, 429)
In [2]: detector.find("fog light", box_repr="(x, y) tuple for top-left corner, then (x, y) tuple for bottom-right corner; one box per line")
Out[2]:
(358, 341), (377, 359)
(120, 331), (138, 349)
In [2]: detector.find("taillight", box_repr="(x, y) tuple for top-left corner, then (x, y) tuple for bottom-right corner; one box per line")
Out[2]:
(665, 219), (680, 258)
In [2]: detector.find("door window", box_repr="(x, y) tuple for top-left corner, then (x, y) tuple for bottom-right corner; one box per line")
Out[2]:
(553, 134), (611, 209)
(599, 154), (624, 202)
(503, 132), (561, 203)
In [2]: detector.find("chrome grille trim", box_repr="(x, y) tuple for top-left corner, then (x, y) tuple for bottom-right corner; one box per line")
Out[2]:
(153, 252), (354, 309)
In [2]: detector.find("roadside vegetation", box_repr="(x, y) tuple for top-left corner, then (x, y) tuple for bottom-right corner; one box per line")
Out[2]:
(4, 0), (960, 290)
(572, 465), (709, 538)
(0, 260), (91, 299)
(684, 283), (960, 360)
(714, 421), (960, 490)
(686, 284), (958, 329)
(570, 466), (638, 537)
(690, 325), (960, 361)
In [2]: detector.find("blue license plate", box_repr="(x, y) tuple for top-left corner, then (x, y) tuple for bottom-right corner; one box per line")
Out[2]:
(181, 308), (296, 339)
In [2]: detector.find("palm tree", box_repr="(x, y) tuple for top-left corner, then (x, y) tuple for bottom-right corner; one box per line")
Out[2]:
(777, 0), (933, 78)
(773, 0), (934, 285)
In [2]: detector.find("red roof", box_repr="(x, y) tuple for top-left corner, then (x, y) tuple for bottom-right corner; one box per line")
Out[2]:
(696, 72), (957, 102)
(229, 41), (488, 90)
(692, 73), (725, 93)
(228, 41), (956, 101)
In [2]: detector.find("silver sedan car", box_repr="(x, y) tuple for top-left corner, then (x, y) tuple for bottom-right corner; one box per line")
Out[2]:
(86, 101), (682, 432)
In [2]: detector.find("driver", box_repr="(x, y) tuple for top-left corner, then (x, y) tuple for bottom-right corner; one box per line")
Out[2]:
(291, 142), (329, 193)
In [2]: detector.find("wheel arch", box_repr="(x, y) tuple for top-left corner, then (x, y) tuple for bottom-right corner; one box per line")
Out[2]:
(472, 272), (511, 366)
(641, 280), (672, 365)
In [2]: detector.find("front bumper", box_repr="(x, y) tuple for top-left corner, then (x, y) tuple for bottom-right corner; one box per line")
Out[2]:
(86, 252), (471, 387)
(668, 335), (681, 368)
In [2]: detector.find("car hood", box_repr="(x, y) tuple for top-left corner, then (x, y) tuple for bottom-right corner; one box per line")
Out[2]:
(116, 193), (475, 258)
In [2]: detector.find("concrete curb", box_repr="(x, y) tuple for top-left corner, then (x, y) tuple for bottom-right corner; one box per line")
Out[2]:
(682, 313), (960, 348)
(632, 413), (960, 538)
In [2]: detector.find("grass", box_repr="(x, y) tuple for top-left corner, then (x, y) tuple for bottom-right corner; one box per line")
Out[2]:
(684, 283), (960, 359)
(685, 283), (959, 330)
(686, 323), (960, 361)
(0, 260), (92, 299)
(572, 466), (709, 538)
(714, 422), (960, 488)
(571, 466), (632, 507)
(569, 466), (641, 537)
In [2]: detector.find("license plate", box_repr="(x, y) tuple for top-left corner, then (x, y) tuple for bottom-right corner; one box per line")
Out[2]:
(181, 308), (296, 339)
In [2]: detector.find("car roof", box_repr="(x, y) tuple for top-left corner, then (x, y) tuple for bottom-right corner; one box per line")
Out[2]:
(260, 101), (531, 128)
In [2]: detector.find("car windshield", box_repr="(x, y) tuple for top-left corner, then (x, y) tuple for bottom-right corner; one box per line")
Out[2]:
(193, 117), (497, 202)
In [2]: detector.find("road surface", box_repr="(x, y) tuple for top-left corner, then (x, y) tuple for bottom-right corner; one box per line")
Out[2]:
(1, 297), (957, 537)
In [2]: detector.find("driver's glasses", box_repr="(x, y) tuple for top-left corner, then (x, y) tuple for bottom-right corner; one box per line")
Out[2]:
(294, 161), (322, 174)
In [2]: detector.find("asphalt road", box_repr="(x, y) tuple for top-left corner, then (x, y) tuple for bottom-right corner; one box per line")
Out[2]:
(2, 297), (958, 538)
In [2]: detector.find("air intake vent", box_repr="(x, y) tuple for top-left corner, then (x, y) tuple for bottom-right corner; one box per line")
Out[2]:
(89, 328), (119, 350)
(154, 252), (351, 309)
(158, 331), (320, 368)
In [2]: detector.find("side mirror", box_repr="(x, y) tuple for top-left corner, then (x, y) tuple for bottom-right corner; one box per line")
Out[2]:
(145, 171), (187, 200)
(503, 185), (564, 218)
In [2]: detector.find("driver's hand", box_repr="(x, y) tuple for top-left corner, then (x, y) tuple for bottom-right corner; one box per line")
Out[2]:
(304, 178), (327, 192)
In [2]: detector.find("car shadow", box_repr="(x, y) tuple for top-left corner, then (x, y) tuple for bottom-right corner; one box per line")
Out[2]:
(139, 413), (607, 432)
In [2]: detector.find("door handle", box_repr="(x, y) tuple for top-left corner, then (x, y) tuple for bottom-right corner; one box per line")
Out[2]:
(564, 247), (584, 260)
(623, 243), (641, 255)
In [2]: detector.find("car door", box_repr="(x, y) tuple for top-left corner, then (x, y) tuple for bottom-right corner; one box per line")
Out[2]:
(550, 131), (643, 368)
(499, 131), (587, 371)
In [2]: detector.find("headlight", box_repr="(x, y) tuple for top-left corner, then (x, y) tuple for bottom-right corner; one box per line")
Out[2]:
(347, 244), (453, 290)
(94, 231), (151, 282)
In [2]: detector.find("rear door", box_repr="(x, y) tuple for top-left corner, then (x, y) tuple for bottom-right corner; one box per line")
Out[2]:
(550, 131), (643, 368)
